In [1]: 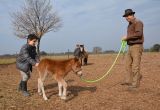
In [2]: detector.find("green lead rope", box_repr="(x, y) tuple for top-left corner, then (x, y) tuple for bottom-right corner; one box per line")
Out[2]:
(80, 40), (127, 83)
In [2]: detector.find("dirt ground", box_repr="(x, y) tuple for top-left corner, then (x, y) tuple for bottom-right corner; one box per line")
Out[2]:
(0, 53), (160, 110)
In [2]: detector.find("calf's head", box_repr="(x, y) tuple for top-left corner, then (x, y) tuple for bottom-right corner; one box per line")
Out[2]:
(72, 57), (83, 77)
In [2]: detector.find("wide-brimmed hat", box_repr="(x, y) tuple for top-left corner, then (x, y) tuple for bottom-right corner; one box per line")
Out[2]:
(123, 9), (135, 17)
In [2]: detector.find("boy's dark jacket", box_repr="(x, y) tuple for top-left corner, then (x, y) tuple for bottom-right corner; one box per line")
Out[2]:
(16, 44), (39, 73)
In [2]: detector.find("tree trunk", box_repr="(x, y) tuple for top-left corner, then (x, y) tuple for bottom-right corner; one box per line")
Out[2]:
(37, 38), (41, 57)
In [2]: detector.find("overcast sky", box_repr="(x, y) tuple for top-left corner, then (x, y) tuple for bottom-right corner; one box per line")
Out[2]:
(0, 0), (160, 55)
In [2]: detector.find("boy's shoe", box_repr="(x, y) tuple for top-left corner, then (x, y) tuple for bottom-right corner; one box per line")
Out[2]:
(22, 91), (30, 97)
(18, 81), (22, 91)
(21, 81), (30, 96)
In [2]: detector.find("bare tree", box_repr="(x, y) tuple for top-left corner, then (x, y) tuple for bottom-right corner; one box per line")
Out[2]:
(11, 0), (62, 55)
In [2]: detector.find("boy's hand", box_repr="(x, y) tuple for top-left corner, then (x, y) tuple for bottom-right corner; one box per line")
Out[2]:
(35, 63), (39, 67)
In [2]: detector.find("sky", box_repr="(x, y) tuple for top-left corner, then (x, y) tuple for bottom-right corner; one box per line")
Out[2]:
(0, 0), (160, 55)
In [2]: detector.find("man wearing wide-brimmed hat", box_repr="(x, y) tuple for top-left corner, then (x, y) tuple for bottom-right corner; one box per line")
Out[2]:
(121, 9), (144, 89)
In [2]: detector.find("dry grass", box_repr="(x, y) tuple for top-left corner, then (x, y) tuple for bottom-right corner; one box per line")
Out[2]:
(0, 58), (16, 65)
(0, 55), (73, 65)
(0, 52), (157, 65)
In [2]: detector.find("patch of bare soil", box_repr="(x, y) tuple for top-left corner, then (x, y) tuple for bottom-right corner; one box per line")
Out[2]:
(0, 53), (160, 110)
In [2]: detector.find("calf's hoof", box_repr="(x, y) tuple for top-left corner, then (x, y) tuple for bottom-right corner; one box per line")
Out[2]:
(43, 96), (48, 100)
(60, 96), (66, 100)
(38, 92), (42, 96)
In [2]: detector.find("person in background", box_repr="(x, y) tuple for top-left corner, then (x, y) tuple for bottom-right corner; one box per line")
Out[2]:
(121, 9), (144, 89)
(80, 45), (88, 65)
(16, 34), (39, 96)
(74, 44), (81, 59)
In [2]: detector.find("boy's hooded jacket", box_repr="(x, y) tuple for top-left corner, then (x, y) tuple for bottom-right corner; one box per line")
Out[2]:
(16, 44), (39, 73)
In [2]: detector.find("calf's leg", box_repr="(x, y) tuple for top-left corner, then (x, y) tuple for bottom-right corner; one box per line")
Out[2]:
(39, 78), (48, 100)
(58, 82), (63, 97)
(60, 79), (67, 100)
(38, 78), (42, 95)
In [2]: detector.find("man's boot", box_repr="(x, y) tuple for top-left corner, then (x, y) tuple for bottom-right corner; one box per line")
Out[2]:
(21, 81), (30, 97)
(129, 75), (142, 89)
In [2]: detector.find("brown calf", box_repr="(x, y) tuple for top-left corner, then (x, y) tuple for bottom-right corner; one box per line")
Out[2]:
(37, 57), (82, 100)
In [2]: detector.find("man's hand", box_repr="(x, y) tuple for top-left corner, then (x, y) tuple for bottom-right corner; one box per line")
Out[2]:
(122, 36), (127, 41)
